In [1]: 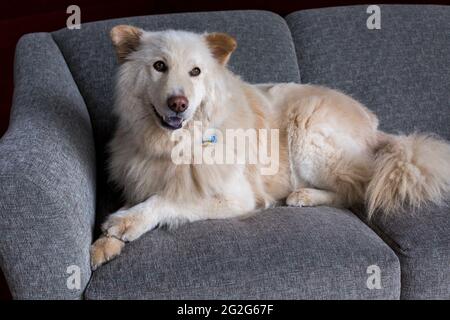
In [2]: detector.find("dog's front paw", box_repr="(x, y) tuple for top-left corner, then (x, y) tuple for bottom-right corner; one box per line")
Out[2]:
(101, 209), (149, 242)
(90, 236), (125, 270)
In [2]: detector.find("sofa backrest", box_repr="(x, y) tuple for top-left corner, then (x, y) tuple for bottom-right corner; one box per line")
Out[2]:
(286, 5), (450, 139)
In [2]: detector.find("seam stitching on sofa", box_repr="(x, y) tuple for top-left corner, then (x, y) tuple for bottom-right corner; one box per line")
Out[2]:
(281, 17), (302, 83)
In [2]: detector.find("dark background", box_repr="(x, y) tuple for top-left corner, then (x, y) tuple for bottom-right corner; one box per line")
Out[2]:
(0, 0), (448, 300)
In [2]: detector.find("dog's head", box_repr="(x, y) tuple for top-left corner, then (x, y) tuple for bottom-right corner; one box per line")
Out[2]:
(111, 26), (237, 130)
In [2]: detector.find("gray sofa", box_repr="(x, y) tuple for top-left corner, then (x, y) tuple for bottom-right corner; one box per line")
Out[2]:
(0, 5), (449, 300)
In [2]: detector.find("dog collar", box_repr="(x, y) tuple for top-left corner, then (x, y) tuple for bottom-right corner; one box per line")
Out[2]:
(202, 134), (217, 144)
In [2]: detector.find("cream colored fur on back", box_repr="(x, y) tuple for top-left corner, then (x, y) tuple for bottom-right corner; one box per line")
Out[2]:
(90, 27), (450, 269)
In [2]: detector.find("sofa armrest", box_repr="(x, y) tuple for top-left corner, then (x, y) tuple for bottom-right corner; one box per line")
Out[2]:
(0, 33), (96, 299)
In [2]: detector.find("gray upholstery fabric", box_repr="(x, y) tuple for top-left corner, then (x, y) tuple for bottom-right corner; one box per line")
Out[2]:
(86, 207), (400, 299)
(362, 201), (450, 299)
(286, 5), (450, 139)
(286, 5), (450, 299)
(51, 10), (301, 222)
(0, 34), (96, 299)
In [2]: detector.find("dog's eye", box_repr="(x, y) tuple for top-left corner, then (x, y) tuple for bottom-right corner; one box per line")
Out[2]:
(153, 61), (167, 72)
(189, 67), (201, 77)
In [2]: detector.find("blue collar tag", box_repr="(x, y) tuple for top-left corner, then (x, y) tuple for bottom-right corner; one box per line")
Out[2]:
(202, 134), (217, 144)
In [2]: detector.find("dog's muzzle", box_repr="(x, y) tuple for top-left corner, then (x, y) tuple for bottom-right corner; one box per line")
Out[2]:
(152, 105), (184, 130)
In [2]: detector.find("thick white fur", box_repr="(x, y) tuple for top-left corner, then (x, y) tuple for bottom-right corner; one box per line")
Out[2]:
(90, 28), (450, 269)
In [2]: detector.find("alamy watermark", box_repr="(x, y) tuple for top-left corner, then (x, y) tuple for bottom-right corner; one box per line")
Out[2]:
(366, 264), (382, 290)
(170, 121), (280, 175)
(66, 264), (81, 290)
(66, 5), (81, 30)
(367, 5), (381, 30)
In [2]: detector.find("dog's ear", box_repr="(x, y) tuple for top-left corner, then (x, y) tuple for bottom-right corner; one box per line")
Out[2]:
(110, 25), (143, 63)
(205, 33), (237, 65)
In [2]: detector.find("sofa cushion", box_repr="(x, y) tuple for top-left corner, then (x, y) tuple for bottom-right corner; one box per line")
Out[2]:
(286, 5), (450, 299)
(86, 207), (400, 299)
(51, 10), (301, 221)
(365, 201), (450, 299)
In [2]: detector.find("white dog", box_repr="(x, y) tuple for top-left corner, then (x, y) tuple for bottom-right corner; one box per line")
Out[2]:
(90, 26), (450, 269)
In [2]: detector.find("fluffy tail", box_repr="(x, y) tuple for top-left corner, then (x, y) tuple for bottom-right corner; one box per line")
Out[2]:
(366, 133), (450, 218)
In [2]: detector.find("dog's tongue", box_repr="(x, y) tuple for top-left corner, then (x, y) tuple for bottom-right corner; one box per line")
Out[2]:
(164, 116), (183, 129)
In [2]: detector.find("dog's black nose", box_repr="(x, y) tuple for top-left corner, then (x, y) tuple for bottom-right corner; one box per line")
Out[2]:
(167, 96), (189, 113)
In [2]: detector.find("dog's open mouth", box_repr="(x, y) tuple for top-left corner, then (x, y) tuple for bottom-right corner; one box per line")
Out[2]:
(152, 105), (184, 130)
